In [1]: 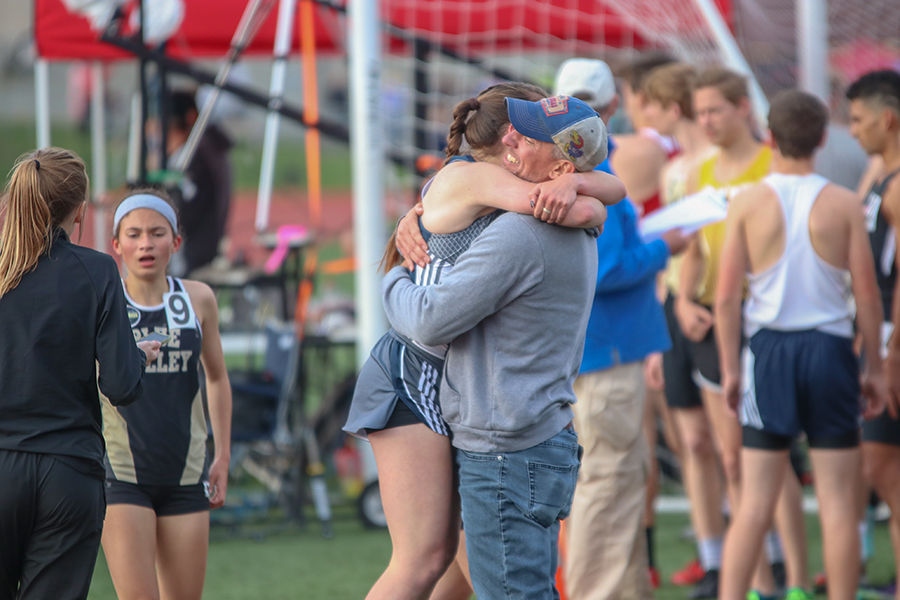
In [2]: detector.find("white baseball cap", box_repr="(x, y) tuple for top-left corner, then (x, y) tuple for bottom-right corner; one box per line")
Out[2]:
(554, 58), (617, 109)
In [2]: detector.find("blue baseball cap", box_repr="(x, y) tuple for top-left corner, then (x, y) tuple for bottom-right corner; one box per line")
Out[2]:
(505, 95), (608, 172)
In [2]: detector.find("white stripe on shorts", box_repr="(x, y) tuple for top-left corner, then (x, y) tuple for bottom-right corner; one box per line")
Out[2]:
(740, 347), (764, 429)
(399, 345), (449, 436)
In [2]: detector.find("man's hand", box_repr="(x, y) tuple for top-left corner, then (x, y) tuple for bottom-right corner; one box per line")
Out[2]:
(396, 204), (430, 268)
(661, 229), (695, 256)
(722, 371), (741, 417)
(529, 178), (577, 224)
(137, 340), (161, 366)
(644, 352), (665, 391)
(674, 296), (714, 342)
(882, 349), (900, 418)
(862, 370), (890, 421)
(207, 456), (229, 509)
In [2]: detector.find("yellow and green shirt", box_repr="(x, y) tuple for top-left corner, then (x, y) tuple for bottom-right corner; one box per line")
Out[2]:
(694, 145), (772, 306)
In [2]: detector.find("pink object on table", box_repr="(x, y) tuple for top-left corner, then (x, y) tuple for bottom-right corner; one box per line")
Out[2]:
(265, 225), (309, 274)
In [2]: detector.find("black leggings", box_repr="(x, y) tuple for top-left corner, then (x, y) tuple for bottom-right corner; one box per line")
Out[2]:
(0, 450), (105, 600)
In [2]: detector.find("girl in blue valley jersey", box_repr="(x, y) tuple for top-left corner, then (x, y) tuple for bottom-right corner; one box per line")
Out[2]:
(100, 189), (232, 600)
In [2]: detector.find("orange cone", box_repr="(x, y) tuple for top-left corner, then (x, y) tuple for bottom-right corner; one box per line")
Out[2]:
(556, 518), (568, 600)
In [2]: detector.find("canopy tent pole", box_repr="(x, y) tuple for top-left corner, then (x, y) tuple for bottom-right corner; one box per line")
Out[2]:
(256, 0), (297, 232)
(90, 62), (109, 252)
(35, 59), (51, 149)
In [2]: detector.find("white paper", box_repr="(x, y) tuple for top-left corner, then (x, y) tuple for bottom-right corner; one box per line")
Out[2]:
(640, 187), (728, 242)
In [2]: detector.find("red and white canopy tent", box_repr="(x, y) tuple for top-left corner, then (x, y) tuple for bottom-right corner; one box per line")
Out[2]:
(35, 0), (665, 60)
(34, 0), (743, 367)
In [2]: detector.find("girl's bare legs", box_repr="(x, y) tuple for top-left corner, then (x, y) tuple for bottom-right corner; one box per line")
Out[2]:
(430, 530), (474, 600)
(156, 511), (209, 600)
(367, 423), (459, 600)
(102, 505), (162, 600)
(102, 505), (210, 600)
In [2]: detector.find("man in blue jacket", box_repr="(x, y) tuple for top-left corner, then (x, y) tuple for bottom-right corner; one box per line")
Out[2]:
(555, 58), (691, 600)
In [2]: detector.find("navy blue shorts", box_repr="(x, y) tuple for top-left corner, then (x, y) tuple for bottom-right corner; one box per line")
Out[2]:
(740, 328), (861, 450)
(106, 480), (210, 516)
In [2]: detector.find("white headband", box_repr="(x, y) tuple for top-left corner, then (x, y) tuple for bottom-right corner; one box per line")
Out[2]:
(113, 194), (178, 235)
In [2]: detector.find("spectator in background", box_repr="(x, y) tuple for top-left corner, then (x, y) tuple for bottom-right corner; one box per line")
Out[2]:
(554, 57), (692, 600)
(166, 89), (234, 276)
(610, 52), (678, 217)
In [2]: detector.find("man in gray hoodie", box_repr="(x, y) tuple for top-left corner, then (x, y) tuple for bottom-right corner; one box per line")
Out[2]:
(382, 95), (608, 599)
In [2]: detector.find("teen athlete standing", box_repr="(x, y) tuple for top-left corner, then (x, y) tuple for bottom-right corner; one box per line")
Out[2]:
(100, 189), (232, 600)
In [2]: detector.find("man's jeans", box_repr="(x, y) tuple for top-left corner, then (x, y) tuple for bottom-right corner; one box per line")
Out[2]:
(457, 427), (582, 600)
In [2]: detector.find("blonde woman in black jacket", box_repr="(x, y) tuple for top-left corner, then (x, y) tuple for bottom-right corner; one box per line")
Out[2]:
(0, 148), (159, 600)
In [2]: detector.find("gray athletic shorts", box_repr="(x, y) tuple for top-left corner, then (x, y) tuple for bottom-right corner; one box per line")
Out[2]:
(343, 329), (448, 440)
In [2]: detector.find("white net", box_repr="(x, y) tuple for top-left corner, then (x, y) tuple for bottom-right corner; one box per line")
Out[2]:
(361, 0), (754, 201)
(731, 0), (900, 116)
(318, 0), (898, 204)
(371, 0), (677, 205)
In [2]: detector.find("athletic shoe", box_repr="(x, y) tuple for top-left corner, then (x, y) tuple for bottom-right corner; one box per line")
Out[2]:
(672, 558), (705, 586)
(649, 567), (661, 590)
(689, 569), (719, 600)
(784, 587), (815, 600)
(747, 590), (779, 600)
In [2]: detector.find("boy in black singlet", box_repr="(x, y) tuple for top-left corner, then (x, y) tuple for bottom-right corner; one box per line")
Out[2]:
(848, 69), (900, 598)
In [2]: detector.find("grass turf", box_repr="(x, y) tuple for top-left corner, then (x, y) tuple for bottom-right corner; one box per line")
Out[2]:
(87, 505), (897, 599)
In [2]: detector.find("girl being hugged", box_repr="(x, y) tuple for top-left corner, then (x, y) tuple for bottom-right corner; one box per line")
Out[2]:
(344, 82), (625, 600)
(100, 189), (232, 600)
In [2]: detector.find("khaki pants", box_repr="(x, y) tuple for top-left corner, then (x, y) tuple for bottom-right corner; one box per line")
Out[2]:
(566, 362), (652, 600)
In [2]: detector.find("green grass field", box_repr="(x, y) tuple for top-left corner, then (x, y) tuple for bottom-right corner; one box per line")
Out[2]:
(86, 503), (897, 599)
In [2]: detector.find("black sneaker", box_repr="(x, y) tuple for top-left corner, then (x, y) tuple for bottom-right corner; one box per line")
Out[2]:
(688, 569), (719, 600)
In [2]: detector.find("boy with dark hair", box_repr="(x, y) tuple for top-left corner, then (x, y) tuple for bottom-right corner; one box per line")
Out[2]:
(848, 69), (900, 598)
(716, 89), (888, 600)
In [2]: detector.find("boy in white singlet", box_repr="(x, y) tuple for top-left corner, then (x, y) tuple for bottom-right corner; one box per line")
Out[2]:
(716, 89), (889, 600)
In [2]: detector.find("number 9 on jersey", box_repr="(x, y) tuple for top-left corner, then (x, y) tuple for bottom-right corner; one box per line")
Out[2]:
(163, 291), (197, 331)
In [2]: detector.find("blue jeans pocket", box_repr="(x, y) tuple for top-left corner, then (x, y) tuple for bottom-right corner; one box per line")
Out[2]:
(527, 460), (579, 527)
